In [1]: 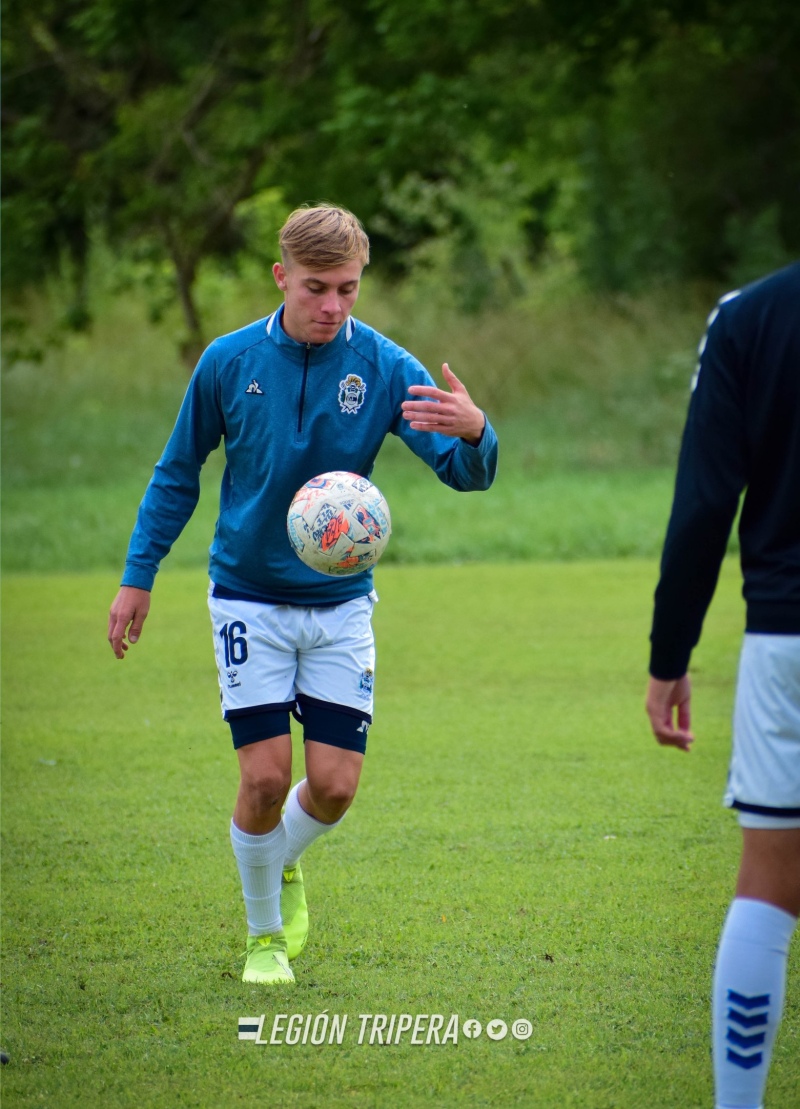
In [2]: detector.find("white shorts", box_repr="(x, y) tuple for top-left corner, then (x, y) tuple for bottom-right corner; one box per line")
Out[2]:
(208, 587), (377, 751)
(724, 633), (800, 828)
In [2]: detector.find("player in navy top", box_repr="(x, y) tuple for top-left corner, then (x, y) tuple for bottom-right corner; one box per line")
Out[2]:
(646, 262), (800, 1108)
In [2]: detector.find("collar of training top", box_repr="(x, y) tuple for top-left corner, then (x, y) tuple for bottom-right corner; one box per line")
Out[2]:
(264, 304), (356, 362)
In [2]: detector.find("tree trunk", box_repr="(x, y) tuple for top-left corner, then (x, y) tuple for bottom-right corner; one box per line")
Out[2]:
(174, 260), (204, 368)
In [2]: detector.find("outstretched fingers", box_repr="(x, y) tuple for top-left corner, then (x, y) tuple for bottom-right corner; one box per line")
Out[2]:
(401, 363), (485, 443)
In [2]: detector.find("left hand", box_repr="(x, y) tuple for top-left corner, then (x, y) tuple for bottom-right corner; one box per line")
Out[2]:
(645, 674), (694, 752)
(402, 363), (485, 445)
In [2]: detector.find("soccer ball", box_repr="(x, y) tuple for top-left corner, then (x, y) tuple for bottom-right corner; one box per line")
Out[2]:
(287, 471), (392, 577)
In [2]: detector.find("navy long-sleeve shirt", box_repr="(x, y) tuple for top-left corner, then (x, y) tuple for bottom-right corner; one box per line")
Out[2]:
(650, 262), (800, 679)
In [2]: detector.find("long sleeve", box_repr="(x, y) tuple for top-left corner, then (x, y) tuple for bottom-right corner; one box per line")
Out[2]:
(650, 263), (800, 677)
(122, 351), (224, 591)
(649, 301), (747, 678)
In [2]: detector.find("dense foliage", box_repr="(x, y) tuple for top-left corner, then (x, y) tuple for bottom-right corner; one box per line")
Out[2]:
(3, 0), (798, 351)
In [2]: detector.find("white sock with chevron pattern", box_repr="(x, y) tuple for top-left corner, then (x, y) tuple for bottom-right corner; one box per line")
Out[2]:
(712, 898), (796, 1109)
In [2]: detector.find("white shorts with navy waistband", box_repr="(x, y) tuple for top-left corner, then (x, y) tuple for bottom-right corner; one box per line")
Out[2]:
(724, 633), (800, 829)
(208, 587), (377, 751)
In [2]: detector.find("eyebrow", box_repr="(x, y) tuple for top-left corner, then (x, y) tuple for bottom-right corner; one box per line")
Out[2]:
(303, 278), (360, 290)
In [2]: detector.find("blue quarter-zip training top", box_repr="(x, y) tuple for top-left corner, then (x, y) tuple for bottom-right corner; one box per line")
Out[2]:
(121, 306), (498, 605)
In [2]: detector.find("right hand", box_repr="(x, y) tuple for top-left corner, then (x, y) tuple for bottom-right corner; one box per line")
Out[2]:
(645, 674), (694, 752)
(108, 586), (151, 659)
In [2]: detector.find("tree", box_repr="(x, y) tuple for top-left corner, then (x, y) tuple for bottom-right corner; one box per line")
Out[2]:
(2, 0), (341, 357)
(3, 0), (798, 358)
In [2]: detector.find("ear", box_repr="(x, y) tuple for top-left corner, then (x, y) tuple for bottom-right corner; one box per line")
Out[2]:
(272, 262), (287, 291)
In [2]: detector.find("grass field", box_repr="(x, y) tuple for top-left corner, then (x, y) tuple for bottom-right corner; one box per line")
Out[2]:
(2, 559), (798, 1107)
(1, 264), (714, 576)
(0, 452), (685, 575)
(1, 273), (790, 1105)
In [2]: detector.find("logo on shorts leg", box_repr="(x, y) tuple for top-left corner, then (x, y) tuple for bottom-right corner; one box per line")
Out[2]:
(226, 669), (242, 689)
(359, 667), (374, 694)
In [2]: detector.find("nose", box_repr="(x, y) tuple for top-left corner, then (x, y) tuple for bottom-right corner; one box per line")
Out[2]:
(320, 290), (342, 317)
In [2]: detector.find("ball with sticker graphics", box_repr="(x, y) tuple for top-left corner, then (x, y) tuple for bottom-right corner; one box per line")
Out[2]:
(287, 471), (392, 576)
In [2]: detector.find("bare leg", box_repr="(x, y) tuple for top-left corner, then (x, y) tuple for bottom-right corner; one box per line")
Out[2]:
(735, 826), (800, 915)
(233, 733), (293, 834)
(300, 739), (364, 825)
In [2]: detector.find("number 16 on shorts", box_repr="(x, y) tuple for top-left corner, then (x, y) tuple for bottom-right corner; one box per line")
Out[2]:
(219, 621), (249, 667)
(217, 620), (249, 693)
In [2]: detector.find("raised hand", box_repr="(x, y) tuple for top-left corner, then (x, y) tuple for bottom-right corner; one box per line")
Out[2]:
(401, 363), (485, 445)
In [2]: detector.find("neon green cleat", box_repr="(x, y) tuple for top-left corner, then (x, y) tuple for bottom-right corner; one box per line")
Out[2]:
(242, 932), (294, 984)
(281, 864), (309, 961)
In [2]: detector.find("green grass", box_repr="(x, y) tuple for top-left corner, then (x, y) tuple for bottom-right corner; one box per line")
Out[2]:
(2, 266), (716, 574)
(2, 559), (797, 1107)
(0, 270), (765, 1105)
(0, 451), (684, 575)
(0, 277), (711, 574)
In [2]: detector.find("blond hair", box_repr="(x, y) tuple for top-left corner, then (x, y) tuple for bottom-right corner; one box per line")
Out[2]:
(279, 205), (370, 270)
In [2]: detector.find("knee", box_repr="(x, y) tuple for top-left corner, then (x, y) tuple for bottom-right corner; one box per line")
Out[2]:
(240, 764), (292, 811)
(306, 776), (358, 822)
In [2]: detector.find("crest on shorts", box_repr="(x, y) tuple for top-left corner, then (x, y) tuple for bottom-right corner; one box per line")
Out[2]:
(338, 374), (366, 415)
(359, 667), (374, 694)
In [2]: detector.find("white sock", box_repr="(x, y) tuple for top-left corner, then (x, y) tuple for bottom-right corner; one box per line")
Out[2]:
(713, 897), (797, 1109)
(230, 820), (286, 937)
(283, 780), (342, 867)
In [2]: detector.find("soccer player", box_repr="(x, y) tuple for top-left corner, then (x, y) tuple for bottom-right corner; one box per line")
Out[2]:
(646, 262), (800, 1108)
(107, 205), (498, 984)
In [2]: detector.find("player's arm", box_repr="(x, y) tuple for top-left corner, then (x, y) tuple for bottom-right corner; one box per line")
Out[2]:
(108, 586), (151, 659)
(645, 674), (694, 752)
(109, 347), (223, 660)
(647, 299), (747, 754)
(401, 364), (485, 445)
